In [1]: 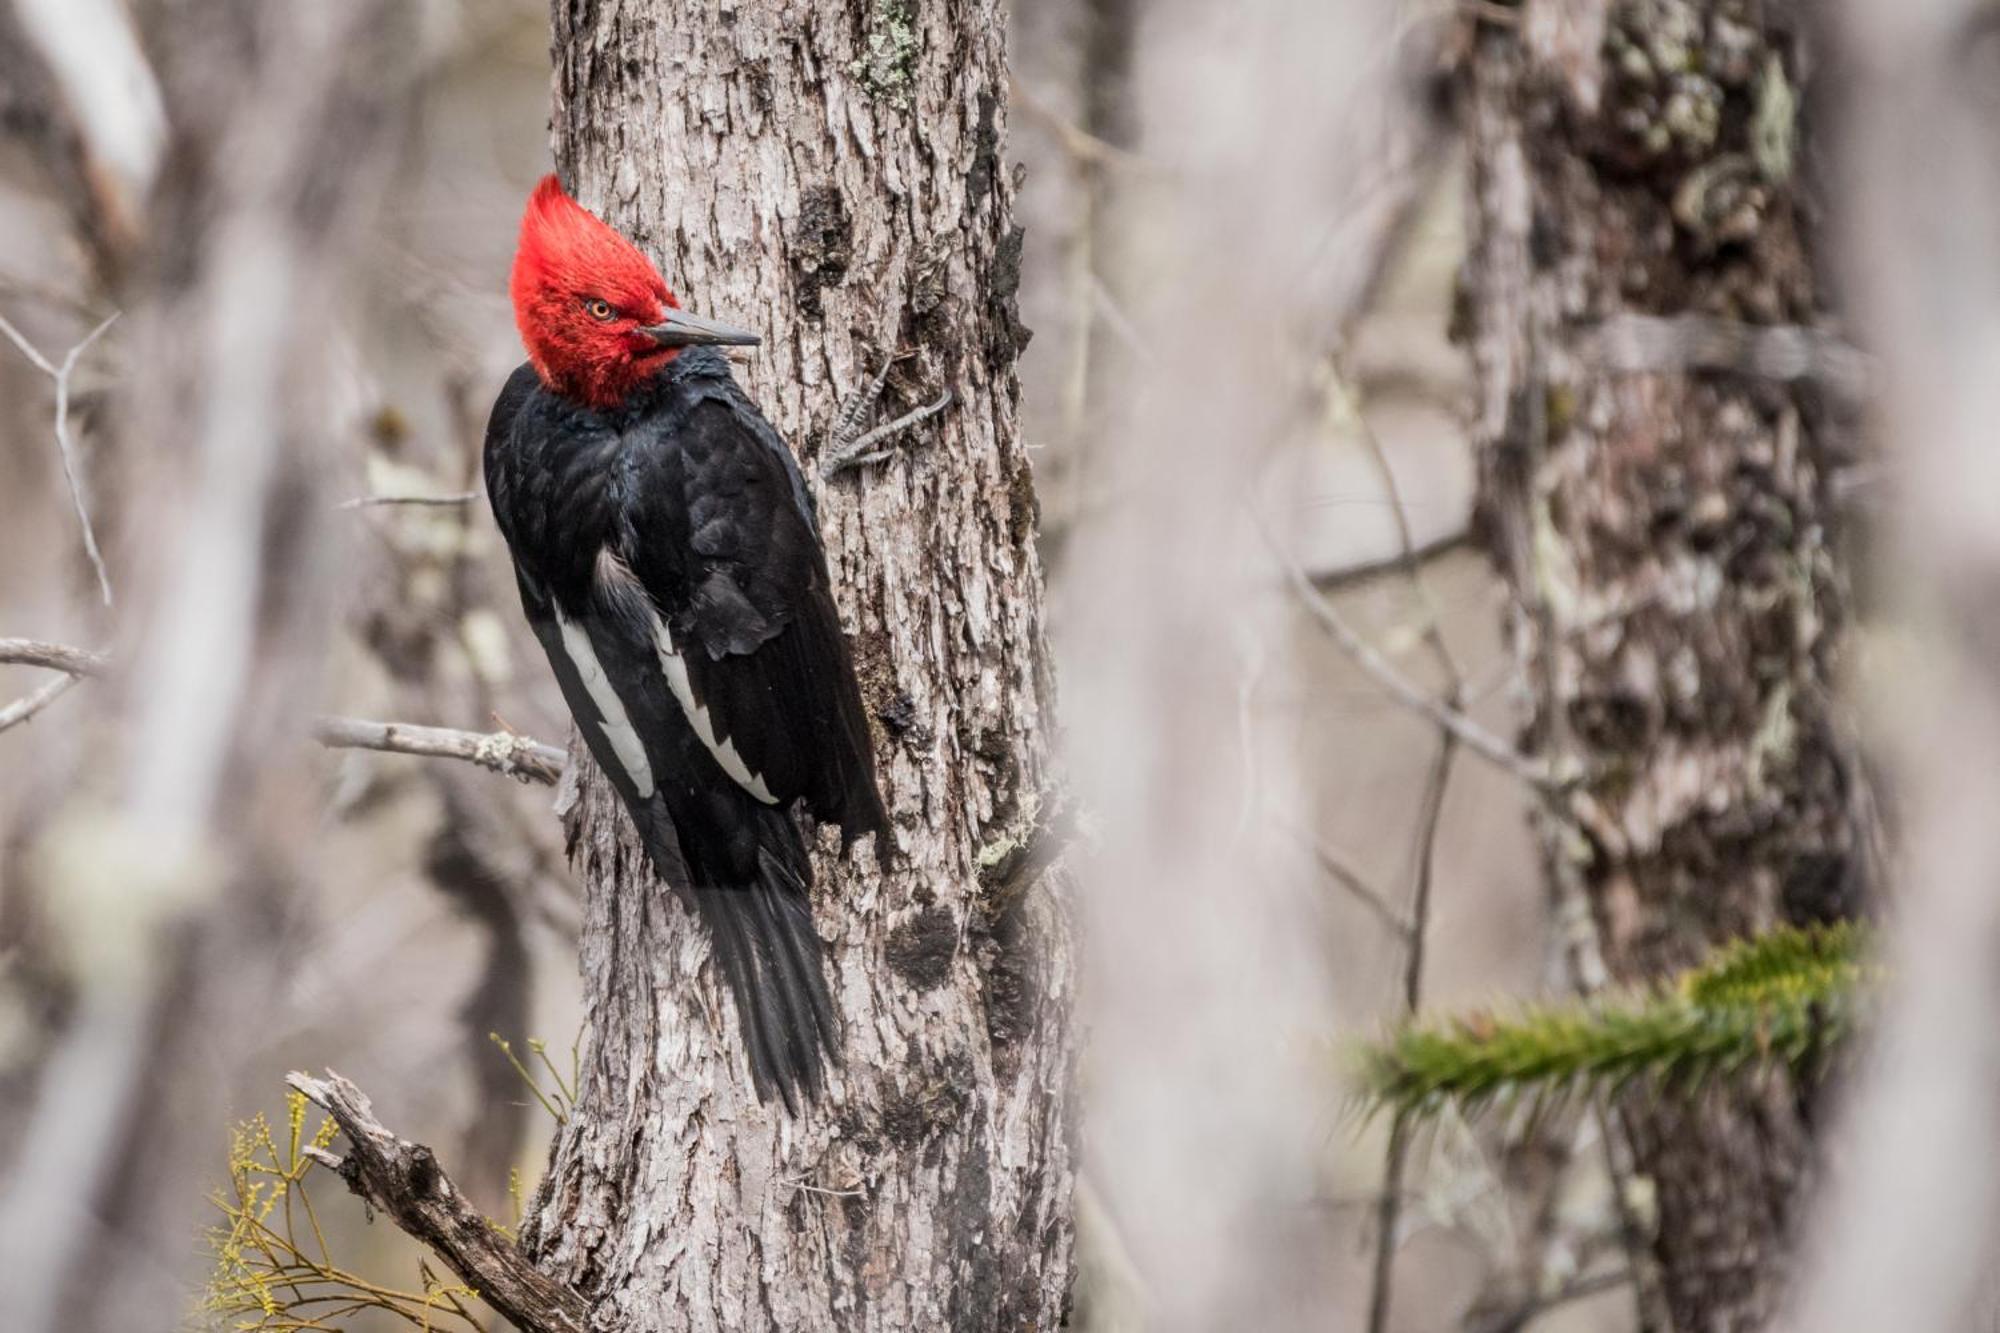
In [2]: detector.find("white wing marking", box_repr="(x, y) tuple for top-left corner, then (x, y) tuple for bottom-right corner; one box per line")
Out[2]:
(654, 615), (779, 804)
(555, 612), (656, 798)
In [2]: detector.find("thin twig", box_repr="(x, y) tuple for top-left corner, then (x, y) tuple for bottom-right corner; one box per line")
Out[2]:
(0, 637), (567, 784)
(0, 674), (83, 734)
(1007, 75), (1155, 175)
(1281, 818), (1412, 940)
(1368, 1112), (1416, 1333)
(0, 309), (120, 605)
(1309, 527), (1472, 592)
(312, 716), (568, 786)
(1349, 381), (1465, 698)
(0, 310), (61, 375)
(1400, 737), (1456, 1015)
(1358, 393), (1467, 1333)
(1089, 273), (1154, 365)
(0, 638), (108, 736)
(1265, 517), (1548, 789)
(337, 491), (480, 510)
(0, 639), (108, 676)
(1369, 732), (1459, 1333)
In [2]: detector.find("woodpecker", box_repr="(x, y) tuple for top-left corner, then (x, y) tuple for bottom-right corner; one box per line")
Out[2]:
(485, 175), (889, 1111)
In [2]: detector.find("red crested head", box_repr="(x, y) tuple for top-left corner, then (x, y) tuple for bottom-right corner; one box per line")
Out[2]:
(509, 175), (758, 409)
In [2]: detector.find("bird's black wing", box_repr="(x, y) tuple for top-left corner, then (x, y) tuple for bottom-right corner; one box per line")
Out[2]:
(616, 383), (889, 849)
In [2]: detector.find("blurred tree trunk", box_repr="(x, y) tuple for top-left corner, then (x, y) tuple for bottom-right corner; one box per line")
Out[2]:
(517, 3), (1075, 1330)
(0, 4), (416, 1330)
(1461, 3), (1863, 1328)
(1783, 3), (2000, 1329)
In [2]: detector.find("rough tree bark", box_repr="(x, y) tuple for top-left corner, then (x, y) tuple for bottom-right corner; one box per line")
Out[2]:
(515, 4), (1075, 1330)
(1460, 3), (1863, 1328)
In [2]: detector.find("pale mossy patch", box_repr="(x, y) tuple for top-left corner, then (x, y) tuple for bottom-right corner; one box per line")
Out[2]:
(1753, 53), (1796, 185)
(850, 0), (920, 107)
(976, 789), (1043, 879)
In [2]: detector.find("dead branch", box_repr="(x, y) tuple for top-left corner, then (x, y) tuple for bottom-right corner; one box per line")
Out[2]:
(1267, 522), (1550, 790)
(0, 638), (108, 675)
(1352, 389), (1465, 1333)
(1293, 824), (1413, 941)
(312, 716), (567, 785)
(1308, 527), (1472, 591)
(0, 636), (566, 783)
(336, 490), (480, 510)
(0, 638), (107, 734)
(1007, 75), (1154, 175)
(0, 309), (120, 605)
(0, 674), (83, 733)
(285, 1070), (592, 1333)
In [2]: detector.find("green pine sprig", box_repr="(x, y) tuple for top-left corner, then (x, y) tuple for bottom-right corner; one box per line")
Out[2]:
(1356, 922), (1878, 1119)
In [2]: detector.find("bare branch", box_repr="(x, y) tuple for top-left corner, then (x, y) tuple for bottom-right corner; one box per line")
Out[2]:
(1280, 818), (1412, 939)
(1266, 521), (1550, 789)
(1353, 389), (1465, 1333)
(0, 639), (566, 783)
(1089, 273), (1153, 365)
(1308, 527), (1472, 591)
(312, 715), (567, 785)
(336, 490), (480, 510)
(0, 308), (120, 605)
(0, 310), (59, 374)
(1007, 75), (1154, 175)
(1366, 733), (1458, 1333)
(285, 1070), (591, 1333)
(1350, 406), (1467, 699)
(0, 638), (106, 735)
(0, 673), (83, 734)
(0, 638), (108, 676)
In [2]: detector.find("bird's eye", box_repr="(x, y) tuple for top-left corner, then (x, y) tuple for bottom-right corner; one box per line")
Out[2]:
(584, 298), (616, 321)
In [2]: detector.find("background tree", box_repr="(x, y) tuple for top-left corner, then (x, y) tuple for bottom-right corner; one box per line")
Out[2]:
(0, 4), (419, 1330)
(1460, 2), (1865, 1326)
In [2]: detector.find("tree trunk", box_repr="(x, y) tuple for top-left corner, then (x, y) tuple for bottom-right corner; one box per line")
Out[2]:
(518, 4), (1075, 1330)
(1461, 4), (1862, 1328)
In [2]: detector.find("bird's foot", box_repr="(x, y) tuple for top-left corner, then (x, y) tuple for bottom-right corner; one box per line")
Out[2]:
(819, 338), (954, 479)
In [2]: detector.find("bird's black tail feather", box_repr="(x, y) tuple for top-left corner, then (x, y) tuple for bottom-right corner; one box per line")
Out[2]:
(689, 852), (841, 1114)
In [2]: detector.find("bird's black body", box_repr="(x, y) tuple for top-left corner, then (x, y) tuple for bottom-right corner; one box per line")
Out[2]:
(484, 347), (887, 1110)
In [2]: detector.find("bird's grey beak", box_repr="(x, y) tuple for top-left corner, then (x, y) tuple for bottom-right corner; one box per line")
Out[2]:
(640, 309), (761, 348)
